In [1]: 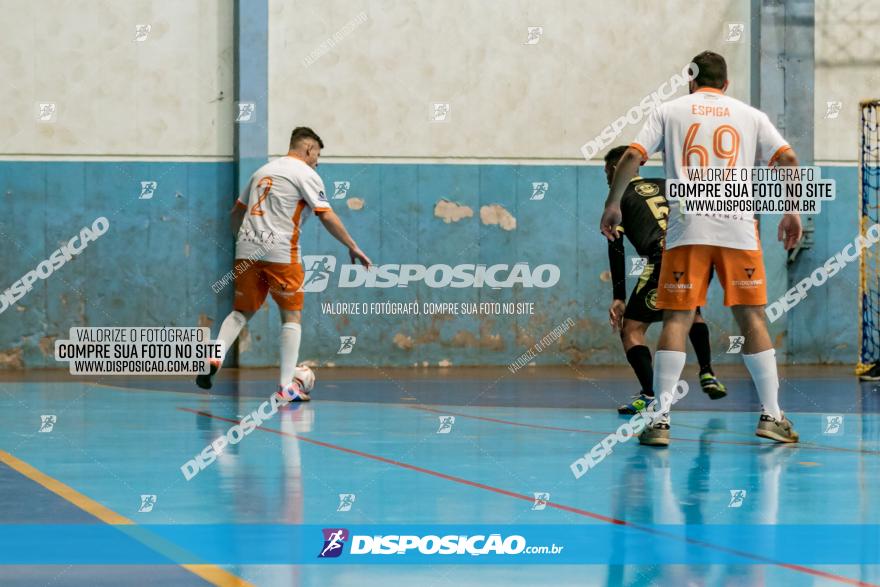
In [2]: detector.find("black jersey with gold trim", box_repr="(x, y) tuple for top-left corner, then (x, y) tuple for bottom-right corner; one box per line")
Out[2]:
(615, 177), (668, 258)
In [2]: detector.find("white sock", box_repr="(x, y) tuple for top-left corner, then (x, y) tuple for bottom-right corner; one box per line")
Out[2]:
(279, 322), (302, 387)
(652, 350), (687, 421)
(743, 348), (782, 420)
(215, 311), (248, 367)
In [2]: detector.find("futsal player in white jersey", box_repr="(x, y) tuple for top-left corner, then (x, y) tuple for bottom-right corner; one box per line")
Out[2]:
(196, 127), (371, 400)
(599, 51), (803, 445)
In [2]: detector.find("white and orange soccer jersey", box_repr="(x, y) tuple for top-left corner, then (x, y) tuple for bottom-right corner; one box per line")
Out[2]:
(631, 88), (791, 251)
(235, 156), (331, 264)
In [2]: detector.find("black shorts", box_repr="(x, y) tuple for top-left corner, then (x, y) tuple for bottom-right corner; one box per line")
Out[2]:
(624, 257), (663, 323)
(624, 257), (705, 323)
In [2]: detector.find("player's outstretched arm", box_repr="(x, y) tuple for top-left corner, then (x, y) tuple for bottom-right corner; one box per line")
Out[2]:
(773, 148), (804, 250)
(600, 147), (641, 241)
(317, 209), (372, 267)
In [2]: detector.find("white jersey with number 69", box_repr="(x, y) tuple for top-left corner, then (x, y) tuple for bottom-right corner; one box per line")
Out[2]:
(235, 156), (332, 264)
(631, 88), (791, 251)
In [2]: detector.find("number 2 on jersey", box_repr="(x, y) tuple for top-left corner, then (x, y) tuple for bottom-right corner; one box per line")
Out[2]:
(250, 177), (273, 216)
(682, 123), (740, 168)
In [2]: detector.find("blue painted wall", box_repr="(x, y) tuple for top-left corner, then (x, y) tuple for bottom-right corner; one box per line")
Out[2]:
(0, 161), (859, 368)
(0, 161), (235, 369)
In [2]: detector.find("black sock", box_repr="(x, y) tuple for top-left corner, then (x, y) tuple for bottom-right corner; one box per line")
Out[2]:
(689, 322), (713, 375)
(625, 345), (654, 396)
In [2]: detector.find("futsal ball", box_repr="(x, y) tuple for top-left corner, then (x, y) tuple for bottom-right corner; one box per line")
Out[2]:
(294, 365), (315, 392)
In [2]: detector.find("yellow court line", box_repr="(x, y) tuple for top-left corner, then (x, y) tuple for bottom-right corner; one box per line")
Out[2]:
(0, 450), (253, 587)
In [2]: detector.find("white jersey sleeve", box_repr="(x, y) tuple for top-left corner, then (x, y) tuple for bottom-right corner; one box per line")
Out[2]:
(631, 104), (666, 161)
(298, 171), (332, 213)
(756, 112), (791, 166)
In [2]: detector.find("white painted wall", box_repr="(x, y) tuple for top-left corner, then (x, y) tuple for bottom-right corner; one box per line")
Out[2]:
(815, 0), (880, 162)
(268, 0), (751, 159)
(0, 0), (234, 157)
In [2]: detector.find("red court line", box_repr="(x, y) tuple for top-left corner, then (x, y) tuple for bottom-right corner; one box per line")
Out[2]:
(178, 406), (878, 587)
(409, 405), (880, 456)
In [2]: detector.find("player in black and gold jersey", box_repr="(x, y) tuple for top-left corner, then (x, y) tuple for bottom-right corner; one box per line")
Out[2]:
(604, 146), (726, 414)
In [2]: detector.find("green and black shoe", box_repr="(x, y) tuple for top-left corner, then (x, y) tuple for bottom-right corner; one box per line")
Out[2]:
(699, 372), (727, 400)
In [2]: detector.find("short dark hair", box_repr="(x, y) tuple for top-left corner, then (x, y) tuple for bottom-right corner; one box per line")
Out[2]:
(604, 145), (629, 167)
(289, 126), (324, 150)
(691, 51), (727, 89)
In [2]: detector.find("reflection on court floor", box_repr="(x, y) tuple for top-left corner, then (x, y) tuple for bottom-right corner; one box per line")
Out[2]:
(1, 372), (878, 586)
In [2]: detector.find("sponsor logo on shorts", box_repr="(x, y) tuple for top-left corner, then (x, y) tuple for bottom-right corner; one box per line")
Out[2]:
(645, 289), (658, 310)
(732, 267), (762, 288)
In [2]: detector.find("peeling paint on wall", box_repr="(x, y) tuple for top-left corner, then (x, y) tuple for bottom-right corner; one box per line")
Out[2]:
(393, 333), (414, 350)
(347, 198), (364, 210)
(39, 336), (56, 357)
(599, 270), (611, 282)
(480, 204), (516, 231)
(0, 348), (24, 370)
(434, 199), (473, 224)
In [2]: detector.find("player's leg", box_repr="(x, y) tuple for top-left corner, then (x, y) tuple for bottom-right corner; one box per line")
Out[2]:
(640, 245), (712, 446)
(265, 261), (309, 401)
(196, 260), (267, 389)
(278, 308), (303, 394)
(617, 318), (653, 414)
(617, 258), (665, 414)
(719, 247), (798, 443)
(730, 305), (798, 442)
(689, 309), (727, 399)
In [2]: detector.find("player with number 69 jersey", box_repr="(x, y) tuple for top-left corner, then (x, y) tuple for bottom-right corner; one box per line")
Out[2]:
(599, 51), (803, 447)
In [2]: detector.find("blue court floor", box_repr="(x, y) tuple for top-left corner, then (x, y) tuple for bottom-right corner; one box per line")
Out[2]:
(1, 367), (879, 586)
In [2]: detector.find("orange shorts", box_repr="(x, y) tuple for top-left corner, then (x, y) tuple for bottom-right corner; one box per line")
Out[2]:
(656, 245), (767, 309)
(233, 259), (304, 312)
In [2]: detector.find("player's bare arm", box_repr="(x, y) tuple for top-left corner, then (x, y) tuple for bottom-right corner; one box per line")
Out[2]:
(600, 147), (642, 240)
(318, 209), (372, 267)
(773, 148), (804, 250)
